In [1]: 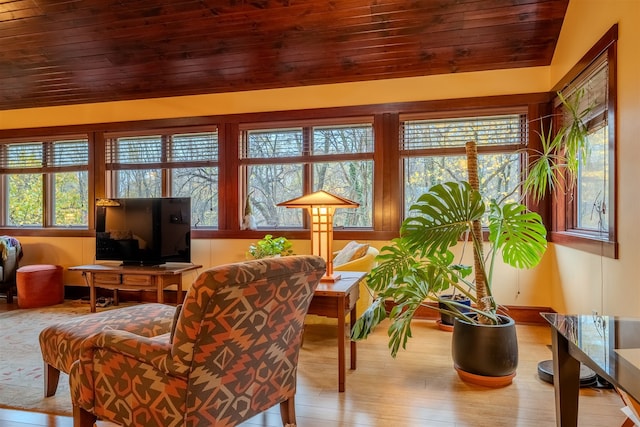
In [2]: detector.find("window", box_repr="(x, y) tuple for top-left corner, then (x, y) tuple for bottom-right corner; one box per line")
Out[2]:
(105, 129), (219, 229)
(240, 121), (374, 229)
(559, 57), (609, 233)
(401, 112), (527, 220)
(0, 138), (89, 227)
(551, 25), (617, 258)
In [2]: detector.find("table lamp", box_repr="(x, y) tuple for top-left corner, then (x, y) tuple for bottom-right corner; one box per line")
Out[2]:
(278, 190), (359, 282)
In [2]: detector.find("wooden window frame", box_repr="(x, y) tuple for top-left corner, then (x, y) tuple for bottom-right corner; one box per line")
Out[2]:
(238, 119), (375, 232)
(0, 93), (550, 240)
(399, 108), (529, 221)
(549, 25), (618, 259)
(0, 135), (92, 231)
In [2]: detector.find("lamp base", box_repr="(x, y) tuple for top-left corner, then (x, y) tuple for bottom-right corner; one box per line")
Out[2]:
(320, 273), (342, 283)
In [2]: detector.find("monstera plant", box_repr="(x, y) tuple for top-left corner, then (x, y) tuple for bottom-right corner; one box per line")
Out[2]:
(351, 92), (591, 385)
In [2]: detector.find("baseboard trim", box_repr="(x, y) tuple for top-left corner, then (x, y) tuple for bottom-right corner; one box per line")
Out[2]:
(66, 285), (555, 326)
(409, 302), (555, 326)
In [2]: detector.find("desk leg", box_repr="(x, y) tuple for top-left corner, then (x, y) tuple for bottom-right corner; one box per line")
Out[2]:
(551, 327), (580, 426)
(337, 296), (346, 392)
(177, 282), (183, 305)
(89, 282), (96, 313)
(156, 277), (164, 303)
(350, 305), (357, 371)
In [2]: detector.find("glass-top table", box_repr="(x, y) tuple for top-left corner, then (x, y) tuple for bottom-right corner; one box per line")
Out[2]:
(542, 313), (640, 426)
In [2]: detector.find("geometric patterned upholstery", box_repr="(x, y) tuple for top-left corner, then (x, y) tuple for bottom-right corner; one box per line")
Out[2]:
(69, 255), (326, 427)
(39, 303), (177, 397)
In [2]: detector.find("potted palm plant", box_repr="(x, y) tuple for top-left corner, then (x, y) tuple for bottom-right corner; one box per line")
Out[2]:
(351, 92), (591, 386)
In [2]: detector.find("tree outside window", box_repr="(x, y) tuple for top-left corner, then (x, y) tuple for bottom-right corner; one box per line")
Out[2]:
(402, 114), (526, 222)
(106, 130), (218, 228)
(0, 139), (88, 228)
(242, 123), (374, 229)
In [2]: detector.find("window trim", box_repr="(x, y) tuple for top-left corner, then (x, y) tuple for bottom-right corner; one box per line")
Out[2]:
(400, 108), (530, 221)
(239, 120), (375, 231)
(0, 135), (91, 229)
(104, 126), (220, 229)
(549, 24), (618, 259)
(0, 93), (550, 240)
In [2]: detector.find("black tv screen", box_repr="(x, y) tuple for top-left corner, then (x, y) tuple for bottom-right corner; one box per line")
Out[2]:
(95, 198), (191, 266)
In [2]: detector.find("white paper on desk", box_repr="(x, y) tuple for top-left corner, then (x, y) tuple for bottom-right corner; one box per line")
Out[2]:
(615, 348), (640, 370)
(621, 406), (640, 426)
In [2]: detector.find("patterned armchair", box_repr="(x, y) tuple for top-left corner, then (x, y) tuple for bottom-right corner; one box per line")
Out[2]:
(69, 255), (325, 427)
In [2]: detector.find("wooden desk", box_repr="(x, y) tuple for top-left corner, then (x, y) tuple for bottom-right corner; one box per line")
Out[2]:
(69, 264), (201, 312)
(307, 271), (365, 392)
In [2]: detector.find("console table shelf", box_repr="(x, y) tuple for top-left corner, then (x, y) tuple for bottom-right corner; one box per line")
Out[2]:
(69, 264), (202, 312)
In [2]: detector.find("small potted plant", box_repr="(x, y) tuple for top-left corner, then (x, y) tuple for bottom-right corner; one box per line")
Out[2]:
(247, 234), (293, 259)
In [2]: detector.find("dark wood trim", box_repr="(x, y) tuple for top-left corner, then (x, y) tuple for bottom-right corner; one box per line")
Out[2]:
(551, 24), (618, 93)
(77, 285), (556, 326)
(525, 101), (552, 225)
(550, 231), (618, 259)
(549, 25), (619, 259)
(376, 112), (401, 232)
(0, 92), (550, 240)
(413, 302), (555, 326)
(192, 228), (398, 241)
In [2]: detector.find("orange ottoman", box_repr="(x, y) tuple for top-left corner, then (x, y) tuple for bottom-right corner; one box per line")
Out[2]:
(17, 264), (64, 308)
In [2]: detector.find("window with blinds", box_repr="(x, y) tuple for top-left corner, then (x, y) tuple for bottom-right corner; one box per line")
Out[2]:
(0, 139), (88, 172)
(555, 50), (612, 236)
(106, 132), (218, 168)
(556, 54), (608, 134)
(240, 122), (374, 229)
(105, 129), (219, 228)
(402, 114), (527, 151)
(401, 113), (527, 220)
(0, 138), (89, 227)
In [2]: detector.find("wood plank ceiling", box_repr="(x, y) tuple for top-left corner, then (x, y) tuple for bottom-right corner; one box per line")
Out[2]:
(0, 0), (569, 112)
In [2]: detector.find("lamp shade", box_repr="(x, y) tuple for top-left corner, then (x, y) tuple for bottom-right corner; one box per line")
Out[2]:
(278, 190), (359, 282)
(277, 190), (360, 210)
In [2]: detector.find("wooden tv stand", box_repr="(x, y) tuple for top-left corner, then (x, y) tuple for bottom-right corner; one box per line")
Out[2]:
(68, 263), (202, 312)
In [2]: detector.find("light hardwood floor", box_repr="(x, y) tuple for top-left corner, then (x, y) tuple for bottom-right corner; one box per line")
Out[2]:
(0, 301), (628, 427)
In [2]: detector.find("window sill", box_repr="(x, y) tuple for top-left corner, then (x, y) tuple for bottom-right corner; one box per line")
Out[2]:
(550, 231), (618, 259)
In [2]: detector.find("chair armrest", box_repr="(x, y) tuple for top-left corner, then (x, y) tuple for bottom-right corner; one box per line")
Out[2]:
(80, 329), (189, 377)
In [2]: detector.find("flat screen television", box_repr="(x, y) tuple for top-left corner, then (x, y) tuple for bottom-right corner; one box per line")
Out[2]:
(95, 197), (191, 266)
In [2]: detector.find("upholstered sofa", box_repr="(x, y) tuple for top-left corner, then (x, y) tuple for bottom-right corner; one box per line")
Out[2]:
(334, 245), (379, 317)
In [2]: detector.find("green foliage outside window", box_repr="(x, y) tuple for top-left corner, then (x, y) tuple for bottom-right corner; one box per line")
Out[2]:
(8, 173), (42, 226)
(54, 172), (88, 226)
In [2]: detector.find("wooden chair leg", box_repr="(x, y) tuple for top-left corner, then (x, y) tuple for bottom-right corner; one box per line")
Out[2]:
(280, 396), (296, 427)
(73, 405), (97, 427)
(617, 386), (640, 427)
(621, 419), (635, 427)
(44, 363), (60, 397)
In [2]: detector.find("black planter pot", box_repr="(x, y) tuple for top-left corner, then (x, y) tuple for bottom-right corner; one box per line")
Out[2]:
(438, 295), (471, 326)
(452, 314), (518, 382)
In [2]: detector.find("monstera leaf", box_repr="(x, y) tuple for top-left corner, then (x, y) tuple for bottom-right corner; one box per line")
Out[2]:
(401, 181), (485, 257)
(488, 201), (547, 269)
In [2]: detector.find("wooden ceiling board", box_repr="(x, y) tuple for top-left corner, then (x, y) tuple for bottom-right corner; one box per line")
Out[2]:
(0, 0), (569, 111)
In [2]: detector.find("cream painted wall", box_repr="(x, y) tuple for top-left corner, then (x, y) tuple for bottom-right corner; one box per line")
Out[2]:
(0, 67), (549, 130)
(13, 232), (551, 308)
(548, 0), (640, 315)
